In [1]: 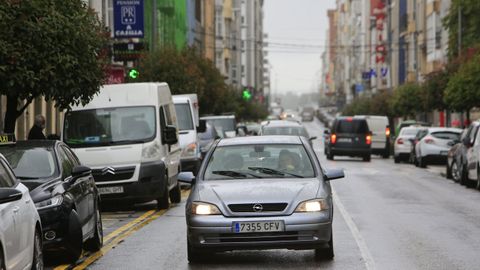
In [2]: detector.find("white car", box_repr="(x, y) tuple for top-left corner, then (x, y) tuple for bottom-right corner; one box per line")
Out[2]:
(393, 126), (427, 163)
(0, 154), (43, 270)
(414, 127), (463, 168)
(355, 115), (390, 158)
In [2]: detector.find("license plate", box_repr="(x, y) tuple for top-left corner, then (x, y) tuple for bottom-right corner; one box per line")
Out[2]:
(440, 151), (448, 155)
(337, 138), (352, 143)
(233, 221), (284, 233)
(98, 186), (124, 195)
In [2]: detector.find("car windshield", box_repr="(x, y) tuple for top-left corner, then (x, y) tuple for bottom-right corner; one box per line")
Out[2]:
(0, 147), (57, 179)
(262, 126), (309, 137)
(204, 144), (315, 180)
(64, 106), (156, 148)
(175, 103), (194, 131)
(431, 131), (461, 140)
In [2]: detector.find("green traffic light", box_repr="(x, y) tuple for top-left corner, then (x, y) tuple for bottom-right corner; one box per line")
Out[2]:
(242, 89), (252, 101)
(129, 69), (139, 79)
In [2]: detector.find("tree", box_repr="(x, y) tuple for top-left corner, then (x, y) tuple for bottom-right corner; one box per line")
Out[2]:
(443, 0), (480, 58)
(444, 53), (480, 122)
(0, 0), (109, 133)
(390, 83), (422, 118)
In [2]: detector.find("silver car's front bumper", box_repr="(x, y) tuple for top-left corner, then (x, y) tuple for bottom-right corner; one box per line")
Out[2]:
(187, 211), (332, 251)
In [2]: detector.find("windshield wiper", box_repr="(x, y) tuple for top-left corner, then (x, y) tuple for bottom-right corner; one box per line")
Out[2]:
(17, 176), (41, 180)
(247, 167), (304, 178)
(212, 170), (260, 178)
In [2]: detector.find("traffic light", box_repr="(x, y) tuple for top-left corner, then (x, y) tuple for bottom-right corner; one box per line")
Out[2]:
(242, 88), (252, 101)
(128, 68), (139, 79)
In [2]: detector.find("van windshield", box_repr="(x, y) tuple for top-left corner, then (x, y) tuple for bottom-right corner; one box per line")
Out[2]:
(175, 103), (194, 131)
(64, 106), (156, 148)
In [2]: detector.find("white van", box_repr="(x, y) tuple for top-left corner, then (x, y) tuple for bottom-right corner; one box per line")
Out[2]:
(173, 94), (203, 174)
(62, 83), (181, 209)
(355, 115), (391, 158)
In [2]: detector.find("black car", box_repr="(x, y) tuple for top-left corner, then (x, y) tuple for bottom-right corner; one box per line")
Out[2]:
(324, 117), (372, 161)
(0, 140), (102, 262)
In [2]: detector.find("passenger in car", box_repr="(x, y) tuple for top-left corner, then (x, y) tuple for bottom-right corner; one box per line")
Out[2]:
(278, 150), (300, 171)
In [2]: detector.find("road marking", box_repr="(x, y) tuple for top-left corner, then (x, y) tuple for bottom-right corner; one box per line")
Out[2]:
(333, 189), (376, 270)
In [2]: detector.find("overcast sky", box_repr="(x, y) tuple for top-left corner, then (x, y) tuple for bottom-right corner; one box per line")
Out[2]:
(264, 0), (335, 95)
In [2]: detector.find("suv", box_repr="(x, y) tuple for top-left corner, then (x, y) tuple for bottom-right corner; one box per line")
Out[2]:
(325, 117), (372, 161)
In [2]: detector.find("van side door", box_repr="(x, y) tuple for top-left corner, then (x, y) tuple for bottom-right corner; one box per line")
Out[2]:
(159, 105), (180, 187)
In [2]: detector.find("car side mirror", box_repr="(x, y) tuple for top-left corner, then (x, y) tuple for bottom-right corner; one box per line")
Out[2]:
(323, 130), (330, 135)
(324, 169), (345, 181)
(0, 188), (23, 204)
(197, 120), (207, 133)
(72, 165), (91, 178)
(164, 125), (178, 145)
(178, 172), (196, 184)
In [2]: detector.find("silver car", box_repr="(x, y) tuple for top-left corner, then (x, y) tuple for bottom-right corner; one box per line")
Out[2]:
(178, 136), (344, 263)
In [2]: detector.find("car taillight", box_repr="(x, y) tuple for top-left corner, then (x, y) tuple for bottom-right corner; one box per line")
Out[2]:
(386, 127), (391, 137)
(366, 134), (372, 145)
(331, 134), (337, 144)
(424, 137), (434, 144)
(397, 138), (403, 144)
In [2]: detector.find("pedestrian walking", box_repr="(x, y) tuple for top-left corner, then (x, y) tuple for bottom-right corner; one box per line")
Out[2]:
(28, 115), (46, 140)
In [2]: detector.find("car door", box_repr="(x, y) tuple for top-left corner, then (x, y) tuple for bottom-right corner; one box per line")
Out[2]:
(467, 125), (480, 180)
(160, 105), (180, 188)
(63, 145), (96, 234)
(0, 159), (32, 270)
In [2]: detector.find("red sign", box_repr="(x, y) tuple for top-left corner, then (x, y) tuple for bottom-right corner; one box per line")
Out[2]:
(106, 66), (125, 84)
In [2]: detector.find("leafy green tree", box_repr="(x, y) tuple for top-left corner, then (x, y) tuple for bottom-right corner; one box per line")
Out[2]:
(444, 53), (480, 122)
(443, 0), (480, 58)
(390, 83), (422, 118)
(0, 0), (109, 133)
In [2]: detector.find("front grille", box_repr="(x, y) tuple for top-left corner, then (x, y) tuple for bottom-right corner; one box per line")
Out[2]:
(205, 232), (300, 243)
(92, 166), (135, 182)
(228, 203), (288, 213)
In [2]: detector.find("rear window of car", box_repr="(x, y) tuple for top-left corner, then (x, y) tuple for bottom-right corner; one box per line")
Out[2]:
(262, 126), (309, 137)
(335, 120), (369, 134)
(431, 131), (461, 140)
(401, 128), (421, 136)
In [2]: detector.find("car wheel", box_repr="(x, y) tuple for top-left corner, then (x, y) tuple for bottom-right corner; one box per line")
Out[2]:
(459, 164), (468, 186)
(446, 161), (453, 179)
(363, 155), (371, 162)
(0, 246), (5, 270)
(476, 168), (480, 190)
(382, 149), (389, 159)
(451, 161), (461, 183)
(31, 228), (44, 270)
(157, 176), (170, 210)
(394, 155), (400, 163)
(315, 234), (334, 260)
(169, 182), (182, 204)
(418, 156), (427, 168)
(326, 151), (334, 160)
(65, 210), (83, 262)
(187, 240), (207, 264)
(84, 201), (103, 252)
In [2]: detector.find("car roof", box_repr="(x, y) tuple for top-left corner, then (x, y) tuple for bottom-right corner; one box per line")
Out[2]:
(218, 136), (303, 146)
(262, 120), (302, 127)
(201, 115), (235, 119)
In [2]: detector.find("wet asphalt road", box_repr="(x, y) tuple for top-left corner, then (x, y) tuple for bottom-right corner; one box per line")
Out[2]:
(85, 119), (480, 270)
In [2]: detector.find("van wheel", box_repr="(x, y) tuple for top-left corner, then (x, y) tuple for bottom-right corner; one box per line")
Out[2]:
(169, 182), (182, 203)
(419, 156), (427, 168)
(363, 155), (371, 162)
(394, 156), (400, 163)
(382, 149), (390, 159)
(157, 177), (170, 210)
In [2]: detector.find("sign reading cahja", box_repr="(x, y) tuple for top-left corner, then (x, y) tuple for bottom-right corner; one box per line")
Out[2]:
(114, 0), (144, 38)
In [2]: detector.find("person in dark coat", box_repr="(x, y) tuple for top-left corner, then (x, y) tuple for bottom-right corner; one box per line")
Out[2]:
(28, 115), (46, 140)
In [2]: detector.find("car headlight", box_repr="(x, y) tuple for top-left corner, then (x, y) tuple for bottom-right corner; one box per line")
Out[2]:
(191, 202), (221, 215)
(295, 199), (328, 212)
(142, 141), (161, 160)
(181, 142), (198, 158)
(35, 195), (63, 210)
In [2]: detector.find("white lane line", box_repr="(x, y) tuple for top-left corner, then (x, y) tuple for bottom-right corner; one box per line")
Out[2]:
(333, 189), (376, 270)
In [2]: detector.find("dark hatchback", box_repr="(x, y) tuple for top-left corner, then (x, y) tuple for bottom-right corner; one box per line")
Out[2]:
(324, 117), (372, 161)
(0, 141), (102, 262)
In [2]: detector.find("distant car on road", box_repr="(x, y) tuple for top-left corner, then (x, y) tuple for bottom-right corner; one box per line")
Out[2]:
(178, 136), (344, 263)
(0, 151), (43, 270)
(413, 127), (462, 168)
(324, 117), (372, 161)
(394, 126), (427, 163)
(0, 140), (103, 262)
(301, 107), (315, 122)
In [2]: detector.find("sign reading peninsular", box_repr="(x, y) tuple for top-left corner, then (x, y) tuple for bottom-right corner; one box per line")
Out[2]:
(113, 0), (144, 38)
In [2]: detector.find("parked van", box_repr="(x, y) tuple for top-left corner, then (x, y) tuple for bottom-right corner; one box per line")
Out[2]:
(173, 94), (204, 175)
(62, 83), (181, 209)
(355, 115), (390, 158)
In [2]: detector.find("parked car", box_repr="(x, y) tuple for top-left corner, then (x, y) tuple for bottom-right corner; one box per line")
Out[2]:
(409, 129), (429, 165)
(63, 83), (181, 210)
(0, 151), (43, 270)
(324, 117), (372, 161)
(355, 115), (390, 158)
(446, 130), (465, 180)
(395, 120), (430, 138)
(198, 122), (220, 159)
(178, 136), (344, 263)
(394, 126), (427, 163)
(0, 140), (102, 262)
(413, 128), (463, 168)
(463, 121), (480, 189)
(447, 122), (480, 185)
(201, 115), (237, 138)
(173, 94), (205, 175)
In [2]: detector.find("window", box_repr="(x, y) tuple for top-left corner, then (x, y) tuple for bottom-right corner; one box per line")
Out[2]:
(195, 0), (202, 22)
(174, 103), (194, 131)
(0, 147), (58, 180)
(0, 160), (15, 188)
(57, 147), (75, 177)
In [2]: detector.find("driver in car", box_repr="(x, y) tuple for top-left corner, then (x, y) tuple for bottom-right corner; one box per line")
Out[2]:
(278, 150), (300, 172)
